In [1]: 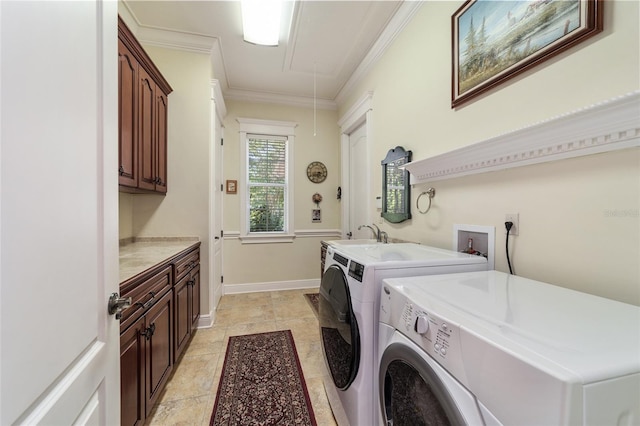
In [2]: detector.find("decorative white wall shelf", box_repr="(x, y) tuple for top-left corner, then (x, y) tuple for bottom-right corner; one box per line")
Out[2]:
(405, 92), (640, 185)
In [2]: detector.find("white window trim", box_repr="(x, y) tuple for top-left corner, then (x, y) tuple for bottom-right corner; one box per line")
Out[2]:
(238, 118), (297, 244)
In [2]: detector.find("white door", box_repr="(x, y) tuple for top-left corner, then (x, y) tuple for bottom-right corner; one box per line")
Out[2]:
(348, 123), (372, 239)
(210, 85), (225, 316)
(0, 2), (120, 424)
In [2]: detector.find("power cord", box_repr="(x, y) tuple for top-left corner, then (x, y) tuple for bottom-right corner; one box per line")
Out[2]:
(505, 221), (514, 275)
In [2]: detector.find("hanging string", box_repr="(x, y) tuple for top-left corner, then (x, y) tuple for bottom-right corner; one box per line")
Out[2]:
(313, 62), (317, 137)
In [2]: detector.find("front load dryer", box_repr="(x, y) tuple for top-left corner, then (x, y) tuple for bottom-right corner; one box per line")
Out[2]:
(378, 271), (640, 425)
(319, 243), (487, 426)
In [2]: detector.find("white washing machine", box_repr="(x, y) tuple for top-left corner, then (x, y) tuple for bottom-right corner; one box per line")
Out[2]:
(319, 243), (488, 426)
(378, 271), (640, 425)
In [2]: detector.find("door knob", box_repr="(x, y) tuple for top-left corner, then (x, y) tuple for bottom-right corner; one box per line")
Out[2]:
(108, 293), (132, 320)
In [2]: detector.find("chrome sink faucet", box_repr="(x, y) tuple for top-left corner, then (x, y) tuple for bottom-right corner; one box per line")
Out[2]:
(358, 224), (387, 243)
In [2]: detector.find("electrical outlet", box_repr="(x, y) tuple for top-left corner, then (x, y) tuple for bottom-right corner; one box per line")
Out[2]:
(505, 213), (519, 236)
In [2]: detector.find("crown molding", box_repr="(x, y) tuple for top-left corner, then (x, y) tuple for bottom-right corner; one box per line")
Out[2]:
(135, 26), (217, 54)
(225, 88), (337, 110)
(404, 92), (640, 184)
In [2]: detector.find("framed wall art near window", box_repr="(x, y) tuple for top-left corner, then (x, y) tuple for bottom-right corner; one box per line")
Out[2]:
(226, 180), (237, 194)
(452, 0), (603, 108)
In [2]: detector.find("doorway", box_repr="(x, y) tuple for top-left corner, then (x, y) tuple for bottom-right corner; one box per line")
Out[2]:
(348, 123), (371, 239)
(210, 81), (226, 323)
(339, 92), (374, 240)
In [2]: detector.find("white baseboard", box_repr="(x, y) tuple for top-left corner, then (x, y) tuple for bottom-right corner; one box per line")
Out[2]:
(223, 278), (321, 294)
(197, 310), (215, 329)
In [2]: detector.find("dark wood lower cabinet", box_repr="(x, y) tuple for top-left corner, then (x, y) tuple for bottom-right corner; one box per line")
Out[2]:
(190, 266), (201, 329)
(145, 290), (173, 416)
(120, 244), (200, 426)
(175, 262), (201, 360)
(121, 318), (145, 426)
(120, 289), (173, 425)
(174, 272), (191, 359)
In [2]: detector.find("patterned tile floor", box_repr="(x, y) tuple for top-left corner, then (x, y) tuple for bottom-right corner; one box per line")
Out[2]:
(145, 289), (337, 425)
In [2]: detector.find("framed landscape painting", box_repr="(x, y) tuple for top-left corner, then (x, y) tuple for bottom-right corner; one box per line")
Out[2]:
(452, 0), (603, 108)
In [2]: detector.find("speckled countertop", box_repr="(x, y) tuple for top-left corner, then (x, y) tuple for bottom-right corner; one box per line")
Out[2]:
(119, 238), (200, 283)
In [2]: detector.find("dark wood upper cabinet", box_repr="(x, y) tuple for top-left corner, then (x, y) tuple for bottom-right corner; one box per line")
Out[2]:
(118, 39), (138, 188)
(154, 92), (168, 193)
(118, 16), (172, 194)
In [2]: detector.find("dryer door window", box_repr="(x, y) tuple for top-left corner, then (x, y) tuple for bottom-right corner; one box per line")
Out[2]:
(319, 265), (360, 390)
(380, 343), (466, 426)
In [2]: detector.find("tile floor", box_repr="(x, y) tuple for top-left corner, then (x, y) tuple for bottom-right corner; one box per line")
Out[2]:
(145, 289), (337, 425)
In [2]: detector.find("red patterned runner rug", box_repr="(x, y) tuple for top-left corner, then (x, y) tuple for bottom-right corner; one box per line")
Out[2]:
(210, 330), (317, 426)
(304, 293), (319, 318)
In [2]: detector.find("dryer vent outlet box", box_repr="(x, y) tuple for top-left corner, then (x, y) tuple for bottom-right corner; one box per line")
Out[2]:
(454, 224), (495, 270)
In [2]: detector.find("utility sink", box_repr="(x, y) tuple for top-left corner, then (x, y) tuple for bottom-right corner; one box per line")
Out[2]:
(326, 239), (380, 246)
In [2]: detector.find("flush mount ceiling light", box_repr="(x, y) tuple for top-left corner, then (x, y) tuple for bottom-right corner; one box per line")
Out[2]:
(241, 0), (283, 46)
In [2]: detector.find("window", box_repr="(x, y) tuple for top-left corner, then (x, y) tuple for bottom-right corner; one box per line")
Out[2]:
(248, 135), (286, 232)
(238, 118), (296, 243)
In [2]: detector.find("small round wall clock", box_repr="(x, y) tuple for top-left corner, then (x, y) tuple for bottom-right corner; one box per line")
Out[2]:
(306, 161), (327, 183)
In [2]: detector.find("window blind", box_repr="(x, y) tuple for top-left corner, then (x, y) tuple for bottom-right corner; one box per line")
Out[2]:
(247, 135), (287, 232)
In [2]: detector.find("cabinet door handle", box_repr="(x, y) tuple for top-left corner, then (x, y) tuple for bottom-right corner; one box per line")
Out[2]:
(187, 279), (195, 287)
(140, 323), (156, 340)
(119, 165), (125, 176)
(136, 291), (156, 310)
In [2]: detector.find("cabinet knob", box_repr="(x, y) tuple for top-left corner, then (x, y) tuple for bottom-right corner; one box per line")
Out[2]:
(119, 165), (125, 176)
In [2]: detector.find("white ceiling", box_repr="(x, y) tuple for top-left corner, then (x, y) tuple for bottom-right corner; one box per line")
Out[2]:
(121, 1), (422, 109)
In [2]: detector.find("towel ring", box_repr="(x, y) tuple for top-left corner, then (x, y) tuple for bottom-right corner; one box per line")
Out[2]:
(417, 188), (436, 214)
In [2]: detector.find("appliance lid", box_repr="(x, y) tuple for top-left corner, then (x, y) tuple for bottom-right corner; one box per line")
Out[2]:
(383, 270), (640, 383)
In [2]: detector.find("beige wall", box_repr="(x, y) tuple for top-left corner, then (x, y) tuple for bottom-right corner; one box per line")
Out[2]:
(338, 0), (640, 305)
(222, 100), (341, 287)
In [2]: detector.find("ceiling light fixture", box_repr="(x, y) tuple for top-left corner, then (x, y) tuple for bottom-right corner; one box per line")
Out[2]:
(241, 0), (282, 46)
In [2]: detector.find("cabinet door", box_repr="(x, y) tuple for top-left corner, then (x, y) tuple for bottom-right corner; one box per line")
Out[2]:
(174, 274), (191, 360)
(190, 266), (201, 328)
(145, 289), (173, 416)
(155, 91), (168, 193)
(137, 67), (156, 191)
(121, 318), (145, 426)
(118, 40), (138, 188)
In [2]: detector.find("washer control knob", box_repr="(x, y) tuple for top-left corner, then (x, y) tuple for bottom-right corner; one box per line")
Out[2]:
(415, 314), (429, 335)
